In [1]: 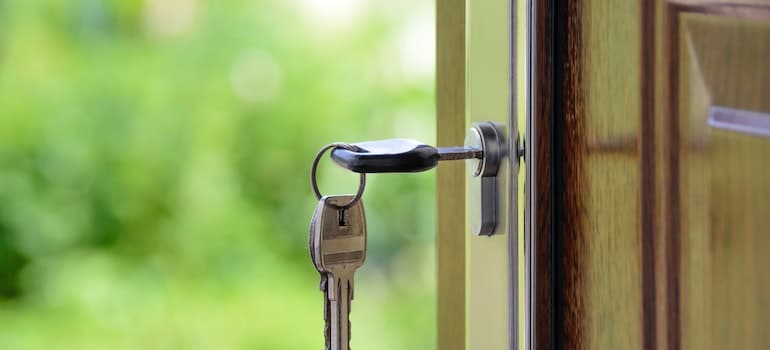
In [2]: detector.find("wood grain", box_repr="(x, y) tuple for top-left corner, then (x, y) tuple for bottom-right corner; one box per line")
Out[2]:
(664, 3), (770, 349)
(436, 0), (466, 348)
(535, 0), (648, 348)
(566, 1), (646, 349)
(533, 1), (770, 349)
(532, 0), (554, 348)
(640, 2), (658, 349)
(663, 4), (683, 348)
(553, 0), (586, 348)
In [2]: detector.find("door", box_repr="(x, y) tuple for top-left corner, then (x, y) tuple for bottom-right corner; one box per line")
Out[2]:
(438, 0), (770, 349)
(528, 0), (770, 349)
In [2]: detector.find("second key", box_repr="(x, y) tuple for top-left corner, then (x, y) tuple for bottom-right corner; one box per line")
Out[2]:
(310, 195), (367, 350)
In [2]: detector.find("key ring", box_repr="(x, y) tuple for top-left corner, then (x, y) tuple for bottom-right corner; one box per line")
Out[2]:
(311, 142), (366, 209)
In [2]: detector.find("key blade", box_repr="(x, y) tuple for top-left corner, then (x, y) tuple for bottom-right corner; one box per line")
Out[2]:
(329, 273), (354, 350)
(314, 195), (366, 350)
(436, 146), (483, 161)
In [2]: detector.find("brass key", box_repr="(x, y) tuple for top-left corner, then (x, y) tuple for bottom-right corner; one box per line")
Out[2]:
(309, 195), (366, 350)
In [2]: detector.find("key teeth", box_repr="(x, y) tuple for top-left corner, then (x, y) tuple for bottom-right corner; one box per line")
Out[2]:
(347, 279), (352, 349)
(320, 274), (332, 350)
(324, 295), (330, 348)
(319, 274), (327, 292)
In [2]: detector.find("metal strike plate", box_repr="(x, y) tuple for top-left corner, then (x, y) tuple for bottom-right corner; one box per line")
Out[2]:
(465, 121), (507, 236)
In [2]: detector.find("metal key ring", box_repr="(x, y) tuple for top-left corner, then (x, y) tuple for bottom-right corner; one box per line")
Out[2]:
(311, 142), (366, 209)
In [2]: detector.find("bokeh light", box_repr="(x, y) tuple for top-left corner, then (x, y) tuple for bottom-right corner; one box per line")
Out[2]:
(0, 0), (436, 349)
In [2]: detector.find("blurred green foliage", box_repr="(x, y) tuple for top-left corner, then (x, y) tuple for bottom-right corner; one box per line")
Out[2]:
(0, 0), (436, 348)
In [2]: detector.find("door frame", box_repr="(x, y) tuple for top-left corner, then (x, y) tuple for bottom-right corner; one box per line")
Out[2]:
(436, 0), (468, 348)
(436, 0), (522, 349)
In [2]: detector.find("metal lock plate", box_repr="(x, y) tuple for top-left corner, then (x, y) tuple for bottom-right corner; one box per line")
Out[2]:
(465, 121), (507, 236)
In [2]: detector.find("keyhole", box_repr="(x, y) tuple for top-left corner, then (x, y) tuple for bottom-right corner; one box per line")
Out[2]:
(338, 208), (347, 227)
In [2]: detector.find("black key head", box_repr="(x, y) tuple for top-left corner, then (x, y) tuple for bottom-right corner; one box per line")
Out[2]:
(330, 139), (439, 173)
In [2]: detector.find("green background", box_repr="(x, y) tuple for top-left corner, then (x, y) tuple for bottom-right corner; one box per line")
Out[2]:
(0, 0), (436, 348)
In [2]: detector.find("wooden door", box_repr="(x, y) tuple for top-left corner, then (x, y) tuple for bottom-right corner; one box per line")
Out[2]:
(528, 0), (770, 349)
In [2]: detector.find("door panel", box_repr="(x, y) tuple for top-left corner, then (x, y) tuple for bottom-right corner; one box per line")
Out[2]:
(671, 5), (770, 349)
(574, 2), (646, 349)
(529, 0), (770, 349)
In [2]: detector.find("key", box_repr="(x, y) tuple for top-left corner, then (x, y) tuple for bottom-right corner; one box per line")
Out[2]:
(329, 138), (483, 173)
(310, 195), (366, 350)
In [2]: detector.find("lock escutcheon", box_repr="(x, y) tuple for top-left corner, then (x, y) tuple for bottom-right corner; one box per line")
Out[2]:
(465, 121), (506, 236)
